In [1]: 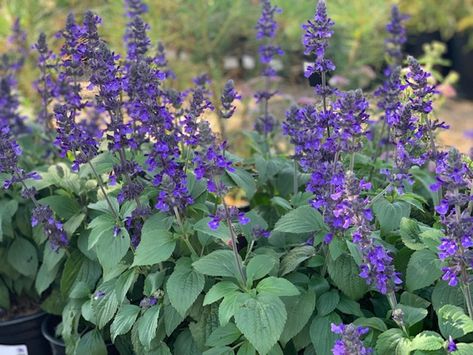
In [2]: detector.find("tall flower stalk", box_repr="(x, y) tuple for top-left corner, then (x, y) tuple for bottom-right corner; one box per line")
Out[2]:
(254, 0), (283, 143)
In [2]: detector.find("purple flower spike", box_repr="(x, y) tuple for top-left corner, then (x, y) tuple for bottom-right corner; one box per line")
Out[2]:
(331, 323), (372, 355)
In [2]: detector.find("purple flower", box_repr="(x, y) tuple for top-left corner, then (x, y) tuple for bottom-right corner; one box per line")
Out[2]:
(254, 0), (283, 135)
(385, 5), (409, 66)
(207, 206), (250, 230)
(220, 80), (241, 119)
(331, 323), (372, 355)
(433, 149), (473, 288)
(447, 336), (457, 353)
(302, 0), (335, 79)
(32, 205), (69, 251)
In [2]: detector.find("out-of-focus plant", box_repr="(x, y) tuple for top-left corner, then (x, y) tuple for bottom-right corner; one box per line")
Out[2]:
(418, 41), (459, 106)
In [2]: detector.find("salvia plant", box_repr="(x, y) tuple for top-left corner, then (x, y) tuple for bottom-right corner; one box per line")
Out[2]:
(1, 0), (473, 354)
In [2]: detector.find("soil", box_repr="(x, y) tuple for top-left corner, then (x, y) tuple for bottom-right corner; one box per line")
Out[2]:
(0, 297), (41, 322)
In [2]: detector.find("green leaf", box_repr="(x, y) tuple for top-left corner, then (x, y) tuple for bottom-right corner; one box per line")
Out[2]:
(227, 168), (257, 199)
(144, 270), (165, 297)
(234, 294), (287, 355)
(280, 290), (316, 345)
(373, 198), (411, 233)
(39, 195), (81, 219)
(110, 304), (141, 342)
(137, 305), (161, 349)
(316, 290), (340, 317)
(193, 250), (242, 279)
(206, 323), (241, 347)
(173, 329), (201, 354)
(246, 255), (276, 284)
(96, 228), (130, 271)
(376, 328), (411, 355)
(91, 281), (119, 329)
(0, 278), (10, 309)
(88, 198), (119, 216)
(256, 277), (300, 297)
(202, 347), (233, 355)
(353, 317), (387, 332)
(219, 292), (243, 326)
(35, 261), (60, 295)
(64, 213), (86, 235)
(336, 295), (364, 317)
(164, 302), (184, 336)
(132, 228), (175, 267)
(7, 237), (38, 277)
(406, 249), (443, 292)
(432, 281), (465, 311)
(437, 305), (473, 339)
(309, 313), (341, 355)
(400, 292), (431, 309)
(167, 261), (205, 317)
(454, 343), (473, 354)
(410, 331), (444, 351)
(274, 206), (325, 234)
(60, 251), (101, 297)
(204, 281), (240, 306)
(194, 218), (230, 242)
(400, 218), (425, 250)
(397, 304), (428, 327)
(327, 254), (367, 300)
(75, 329), (107, 355)
(237, 341), (256, 355)
(280, 246), (316, 276)
(0, 200), (18, 240)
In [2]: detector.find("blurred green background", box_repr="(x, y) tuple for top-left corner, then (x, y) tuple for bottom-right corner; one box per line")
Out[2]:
(1, 0), (473, 145)
(1, 0), (473, 92)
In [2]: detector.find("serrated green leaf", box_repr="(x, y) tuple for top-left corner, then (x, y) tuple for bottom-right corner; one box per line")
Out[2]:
(410, 331), (444, 351)
(137, 305), (161, 349)
(246, 255), (276, 284)
(227, 168), (257, 199)
(132, 228), (175, 267)
(234, 294), (287, 355)
(280, 290), (316, 345)
(397, 304), (428, 327)
(167, 262), (205, 317)
(75, 329), (107, 355)
(316, 290), (339, 317)
(111, 304), (141, 342)
(376, 328), (411, 355)
(256, 277), (299, 297)
(353, 317), (387, 332)
(204, 281), (240, 306)
(373, 198), (411, 233)
(327, 254), (367, 300)
(438, 305), (473, 339)
(406, 249), (443, 292)
(193, 250), (242, 279)
(274, 206), (325, 234)
(7, 237), (38, 277)
(400, 218), (425, 250)
(206, 322), (241, 347)
(309, 313), (341, 355)
(280, 246), (315, 276)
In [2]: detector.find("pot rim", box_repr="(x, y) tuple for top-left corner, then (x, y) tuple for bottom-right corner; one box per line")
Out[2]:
(0, 310), (45, 327)
(41, 315), (65, 347)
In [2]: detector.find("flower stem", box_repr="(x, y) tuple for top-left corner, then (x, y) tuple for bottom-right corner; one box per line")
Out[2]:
(222, 200), (247, 285)
(293, 160), (298, 197)
(173, 206), (198, 258)
(87, 160), (120, 222)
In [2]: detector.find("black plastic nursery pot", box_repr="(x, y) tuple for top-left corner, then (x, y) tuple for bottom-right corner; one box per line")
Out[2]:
(0, 311), (50, 355)
(41, 316), (120, 355)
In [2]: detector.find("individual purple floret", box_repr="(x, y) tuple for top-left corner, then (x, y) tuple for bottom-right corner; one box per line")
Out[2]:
(32, 205), (69, 251)
(208, 206), (249, 230)
(447, 336), (457, 353)
(331, 323), (372, 355)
